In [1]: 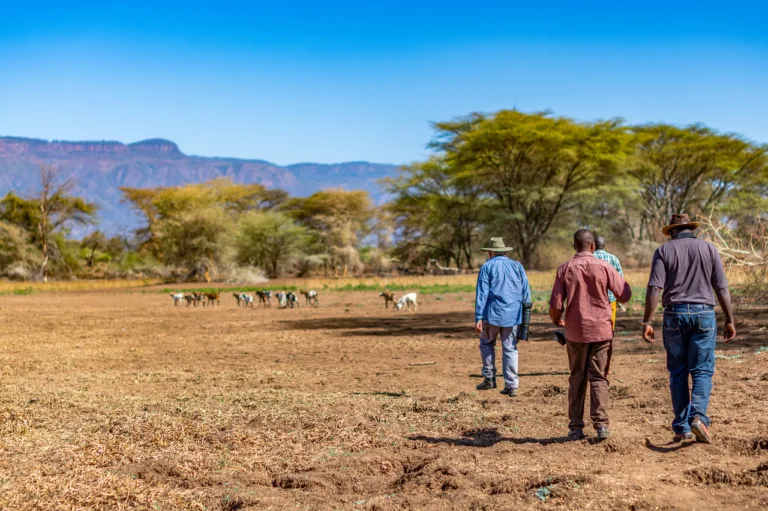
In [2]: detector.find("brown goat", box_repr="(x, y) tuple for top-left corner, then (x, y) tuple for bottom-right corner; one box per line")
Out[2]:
(379, 290), (396, 309)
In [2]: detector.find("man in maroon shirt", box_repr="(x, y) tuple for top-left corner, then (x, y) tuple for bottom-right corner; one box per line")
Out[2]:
(549, 229), (632, 440)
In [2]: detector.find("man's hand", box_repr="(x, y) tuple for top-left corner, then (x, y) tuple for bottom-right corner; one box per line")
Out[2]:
(556, 319), (565, 327)
(642, 324), (655, 344)
(475, 320), (483, 333)
(724, 322), (736, 343)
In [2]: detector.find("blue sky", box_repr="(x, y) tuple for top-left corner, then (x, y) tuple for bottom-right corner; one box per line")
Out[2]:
(1, 1), (766, 165)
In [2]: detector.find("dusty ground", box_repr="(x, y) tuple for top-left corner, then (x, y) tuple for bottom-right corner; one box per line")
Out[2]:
(0, 290), (766, 510)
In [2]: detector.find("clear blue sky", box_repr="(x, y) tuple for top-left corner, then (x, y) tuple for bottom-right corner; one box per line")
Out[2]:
(1, 1), (766, 165)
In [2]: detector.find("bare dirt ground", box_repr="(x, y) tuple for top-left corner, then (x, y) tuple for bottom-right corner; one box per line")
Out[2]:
(0, 291), (766, 510)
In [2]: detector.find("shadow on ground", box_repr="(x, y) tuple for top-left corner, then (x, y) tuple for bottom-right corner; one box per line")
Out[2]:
(408, 428), (572, 448)
(281, 312), (560, 340)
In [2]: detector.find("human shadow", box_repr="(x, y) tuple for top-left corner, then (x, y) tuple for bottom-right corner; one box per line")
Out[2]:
(644, 437), (697, 453)
(408, 428), (571, 448)
(349, 391), (407, 398)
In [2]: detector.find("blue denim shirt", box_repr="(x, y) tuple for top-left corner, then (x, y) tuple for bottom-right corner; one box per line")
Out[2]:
(475, 255), (531, 326)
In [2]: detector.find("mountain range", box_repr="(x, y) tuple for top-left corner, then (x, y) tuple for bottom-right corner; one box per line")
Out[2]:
(0, 136), (400, 235)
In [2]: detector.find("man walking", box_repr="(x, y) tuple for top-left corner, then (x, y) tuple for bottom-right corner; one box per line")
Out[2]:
(549, 229), (631, 440)
(475, 237), (531, 397)
(642, 214), (736, 444)
(593, 235), (624, 330)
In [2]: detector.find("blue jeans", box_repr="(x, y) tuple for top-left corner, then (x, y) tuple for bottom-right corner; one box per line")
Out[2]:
(480, 324), (519, 389)
(662, 304), (717, 434)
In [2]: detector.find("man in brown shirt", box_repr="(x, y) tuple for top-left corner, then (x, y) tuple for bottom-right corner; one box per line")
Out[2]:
(550, 229), (632, 440)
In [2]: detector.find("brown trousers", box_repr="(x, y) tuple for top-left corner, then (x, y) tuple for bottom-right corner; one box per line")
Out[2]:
(567, 340), (611, 431)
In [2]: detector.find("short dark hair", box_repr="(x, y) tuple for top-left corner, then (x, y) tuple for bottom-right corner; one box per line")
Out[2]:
(574, 229), (595, 251)
(595, 235), (606, 249)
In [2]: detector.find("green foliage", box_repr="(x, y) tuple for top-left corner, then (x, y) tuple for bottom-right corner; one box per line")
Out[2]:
(385, 157), (487, 269)
(121, 178), (289, 259)
(158, 207), (234, 272)
(627, 124), (768, 240)
(236, 211), (309, 278)
(404, 111), (627, 265)
(389, 111), (768, 270)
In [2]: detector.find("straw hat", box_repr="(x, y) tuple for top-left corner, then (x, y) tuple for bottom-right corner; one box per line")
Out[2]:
(481, 237), (513, 252)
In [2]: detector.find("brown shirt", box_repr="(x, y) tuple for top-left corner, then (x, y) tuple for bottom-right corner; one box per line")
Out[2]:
(647, 234), (728, 307)
(550, 252), (632, 343)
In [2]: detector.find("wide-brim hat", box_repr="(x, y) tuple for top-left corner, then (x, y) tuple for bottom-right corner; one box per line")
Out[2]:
(662, 213), (700, 236)
(481, 237), (513, 252)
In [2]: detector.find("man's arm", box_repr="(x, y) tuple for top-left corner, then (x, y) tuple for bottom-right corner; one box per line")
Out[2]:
(642, 286), (662, 343)
(475, 265), (489, 332)
(714, 287), (736, 342)
(520, 265), (532, 304)
(711, 246), (736, 342)
(607, 266), (632, 304)
(643, 249), (666, 343)
(549, 266), (566, 326)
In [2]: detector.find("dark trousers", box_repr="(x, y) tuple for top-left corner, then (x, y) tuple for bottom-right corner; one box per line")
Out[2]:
(567, 340), (611, 431)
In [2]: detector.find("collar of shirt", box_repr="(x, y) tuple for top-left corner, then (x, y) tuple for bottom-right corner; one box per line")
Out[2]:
(672, 232), (697, 240)
(574, 251), (594, 258)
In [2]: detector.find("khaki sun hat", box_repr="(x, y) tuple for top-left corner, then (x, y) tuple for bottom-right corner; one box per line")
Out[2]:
(481, 237), (513, 252)
(662, 213), (700, 236)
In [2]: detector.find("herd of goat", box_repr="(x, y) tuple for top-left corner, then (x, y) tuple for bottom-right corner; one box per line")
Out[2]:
(169, 289), (319, 309)
(169, 289), (419, 311)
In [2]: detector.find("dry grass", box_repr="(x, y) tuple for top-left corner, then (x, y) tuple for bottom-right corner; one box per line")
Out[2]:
(0, 291), (766, 510)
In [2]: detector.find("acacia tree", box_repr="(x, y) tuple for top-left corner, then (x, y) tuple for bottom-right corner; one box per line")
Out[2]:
(236, 211), (308, 278)
(158, 207), (233, 276)
(81, 230), (108, 267)
(627, 124), (768, 240)
(36, 166), (97, 280)
(284, 189), (373, 275)
(385, 157), (487, 269)
(121, 178), (288, 260)
(431, 111), (626, 265)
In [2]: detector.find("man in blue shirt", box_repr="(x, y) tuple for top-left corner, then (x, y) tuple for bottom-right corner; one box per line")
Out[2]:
(475, 237), (531, 397)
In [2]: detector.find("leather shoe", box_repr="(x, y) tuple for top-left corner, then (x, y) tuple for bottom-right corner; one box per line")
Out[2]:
(500, 387), (518, 397)
(596, 427), (611, 440)
(691, 417), (711, 444)
(567, 429), (585, 441)
(476, 378), (497, 391)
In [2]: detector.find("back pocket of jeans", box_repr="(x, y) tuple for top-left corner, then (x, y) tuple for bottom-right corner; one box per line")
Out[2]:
(698, 314), (716, 334)
(663, 315), (680, 331)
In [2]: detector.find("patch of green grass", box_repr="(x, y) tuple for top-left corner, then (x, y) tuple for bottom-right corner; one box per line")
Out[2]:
(1, 287), (36, 296)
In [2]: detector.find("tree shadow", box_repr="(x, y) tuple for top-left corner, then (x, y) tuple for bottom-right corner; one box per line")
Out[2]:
(281, 312), (561, 340)
(644, 437), (697, 453)
(408, 428), (571, 448)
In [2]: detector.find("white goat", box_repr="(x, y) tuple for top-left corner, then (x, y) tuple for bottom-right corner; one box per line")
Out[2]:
(170, 292), (184, 306)
(239, 293), (254, 307)
(395, 292), (418, 311)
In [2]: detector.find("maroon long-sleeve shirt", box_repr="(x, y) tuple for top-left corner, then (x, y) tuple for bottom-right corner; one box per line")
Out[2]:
(549, 252), (632, 343)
